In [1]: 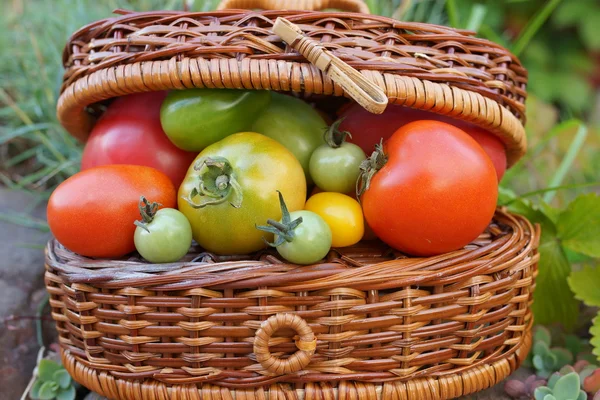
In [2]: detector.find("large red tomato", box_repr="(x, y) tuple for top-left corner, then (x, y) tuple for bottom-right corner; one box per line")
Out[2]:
(81, 92), (196, 187)
(360, 120), (498, 256)
(339, 104), (507, 181)
(47, 165), (176, 258)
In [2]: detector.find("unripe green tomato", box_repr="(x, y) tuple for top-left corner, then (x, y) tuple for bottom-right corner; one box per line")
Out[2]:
(134, 208), (192, 263)
(309, 142), (366, 193)
(276, 210), (332, 265)
(160, 89), (271, 151)
(251, 92), (327, 184)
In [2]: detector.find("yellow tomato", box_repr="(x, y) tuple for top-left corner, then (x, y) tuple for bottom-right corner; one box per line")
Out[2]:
(305, 192), (364, 247)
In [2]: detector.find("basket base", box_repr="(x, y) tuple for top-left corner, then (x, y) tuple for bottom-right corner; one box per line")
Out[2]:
(61, 332), (530, 400)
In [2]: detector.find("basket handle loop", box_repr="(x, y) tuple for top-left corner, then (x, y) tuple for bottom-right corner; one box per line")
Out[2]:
(273, 17), (388, 114)
(253, 313), (316, 375)
(217, 0), (370, 13)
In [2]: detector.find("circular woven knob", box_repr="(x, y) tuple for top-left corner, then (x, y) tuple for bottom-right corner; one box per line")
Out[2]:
(253, 313), (316, 375)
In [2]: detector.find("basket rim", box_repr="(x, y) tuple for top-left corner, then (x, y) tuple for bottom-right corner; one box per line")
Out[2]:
(56, 9), (528, 167)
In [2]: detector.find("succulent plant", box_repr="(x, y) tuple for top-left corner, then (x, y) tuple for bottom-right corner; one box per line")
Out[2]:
(534, 371), (587, 400)
(29, 359), (75, 400)
(531, 327), (575, 378)
(581, 365), (600, 394)
(505, 374), (547, 398)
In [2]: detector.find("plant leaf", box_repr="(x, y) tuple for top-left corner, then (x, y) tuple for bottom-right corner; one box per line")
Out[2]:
(38, 381), (58, 400)
(581, 11), (600, 50)
(56, 386), (76, 400)
(553, 372), (581, 400)
(38, 359), (62, 382)
(535, 326), (552, 347)
(30, 379), (43, 399)
(568, 265), (600, 307)
(53, 369), (71, 389)
(558, 193), (600, 257)
(591, 316), (600, 363)
(533, 238), (579, 330)
(534, 386), (552, 400)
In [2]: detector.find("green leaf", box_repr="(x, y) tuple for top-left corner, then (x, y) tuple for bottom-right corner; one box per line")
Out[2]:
(564, 334), (583, 357)
(552, 348), (574, 369)
(542, 395), (556, 400)
(553, 372), (581, 400)
(558, 194), (600, 257)
(532, 238), (579, 330)
(38, 381), (58, 400)
(581, 12), (600, 50)
(534, 386), (553, 400)
(507, 199), (579, 329)
(548, 372), (562, 389)
(38, 359), (62, 382)
(591, 316), (600, 363)
(535, 326), (552, 346)
(534, 354), (547, 370)
(30, 379), (43, 399)
(53, 369), (71, 389)
(56, 386), (76, 400)
(568, 265), (600, 307)
(576, 391), (586, 400)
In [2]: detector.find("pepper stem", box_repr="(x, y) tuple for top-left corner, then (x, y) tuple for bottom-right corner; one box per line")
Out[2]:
(182, 156), (243, 209)
(324, 118), (352, 149)
(356, 139), (388, 199)
(134, 196), (161, 233)
(256, 191), (303, 247)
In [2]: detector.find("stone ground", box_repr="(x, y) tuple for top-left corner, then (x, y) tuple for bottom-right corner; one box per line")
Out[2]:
(1, 187), (520, 400)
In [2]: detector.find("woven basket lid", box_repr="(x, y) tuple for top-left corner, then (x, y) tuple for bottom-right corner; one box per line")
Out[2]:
(57, 0), (528, 166)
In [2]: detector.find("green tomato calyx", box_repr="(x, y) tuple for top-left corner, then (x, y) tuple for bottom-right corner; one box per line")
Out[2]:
(356, 139), (388, 199)
(324, 118), (352, 149)
(134, 196), (161, 233)
(256, 191), (303, 247)
(183, 156), (243, 209)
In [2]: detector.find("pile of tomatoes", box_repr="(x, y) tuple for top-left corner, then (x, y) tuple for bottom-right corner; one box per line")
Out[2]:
(48, 89), (504, 264)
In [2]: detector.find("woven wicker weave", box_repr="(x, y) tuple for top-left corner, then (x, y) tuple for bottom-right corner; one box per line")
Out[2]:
(46, 210), (538, 399)
(47, 1), (537, 399)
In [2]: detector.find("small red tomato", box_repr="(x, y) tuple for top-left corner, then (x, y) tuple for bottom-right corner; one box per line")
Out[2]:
(359, 120), (498, 256)
(339, 104), (507, 181)
(47, 165), (176, 258)
(81, 92), (197, 187)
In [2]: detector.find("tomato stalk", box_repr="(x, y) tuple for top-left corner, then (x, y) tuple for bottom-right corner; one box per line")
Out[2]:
(134, 196), (161, 233)
(182, 156), (243, 209)
(356, 140), (388, 198)
(324, 119), (352, 149)
(256, 191), (303, 247)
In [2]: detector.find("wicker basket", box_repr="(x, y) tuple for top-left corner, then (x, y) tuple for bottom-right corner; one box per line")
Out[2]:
(48, 1), (538, 399)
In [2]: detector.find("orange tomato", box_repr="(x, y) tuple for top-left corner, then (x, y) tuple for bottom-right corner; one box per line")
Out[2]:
(47, 165), (176, 258)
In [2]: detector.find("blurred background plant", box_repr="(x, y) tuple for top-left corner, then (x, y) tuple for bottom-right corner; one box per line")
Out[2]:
(1, 0), (600, 397)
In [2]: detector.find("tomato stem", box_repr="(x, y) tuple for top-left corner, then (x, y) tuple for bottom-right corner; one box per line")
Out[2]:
(324, 118), (352, 148)
(356, 140), (387, 199)
(134, 196), (161, 232)
(256, 191), (303, 247)
(182, 157), (243, 209)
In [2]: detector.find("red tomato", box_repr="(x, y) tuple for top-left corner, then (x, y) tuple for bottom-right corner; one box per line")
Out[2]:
(360, 120), (498, 256)
(47, 165), (176, 258)
(339, 104), (507, 181)
(81, 92), (196, 187)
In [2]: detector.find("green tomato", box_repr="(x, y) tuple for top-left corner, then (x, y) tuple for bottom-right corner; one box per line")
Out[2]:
(178, 132), (307, 255)
(134, 208), (192, 263)
(309, 142), (366, 193)
(251, 92), (327, 183)
(275, 210), (332, 265)
(160, 89), (271, 151)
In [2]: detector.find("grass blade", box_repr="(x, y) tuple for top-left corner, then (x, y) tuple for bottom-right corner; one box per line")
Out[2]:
(445, 0), (460, 28)
(512, 0), (563, 56)
(465, 3), (487, 32)
(544, 123), (588, 203)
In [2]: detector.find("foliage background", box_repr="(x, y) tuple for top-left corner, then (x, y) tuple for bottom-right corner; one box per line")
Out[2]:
(1, 0), (599, 347)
